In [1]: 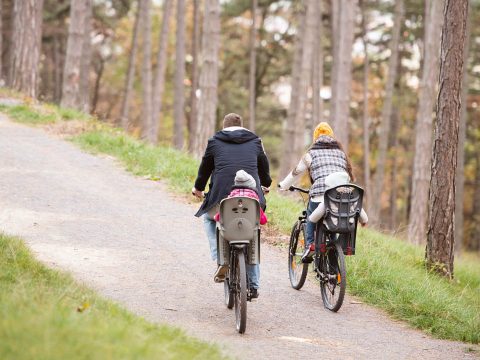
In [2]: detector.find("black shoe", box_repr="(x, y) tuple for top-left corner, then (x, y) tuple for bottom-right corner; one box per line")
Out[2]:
(301, 244), (315, 263)
(250, 288), (259, 299)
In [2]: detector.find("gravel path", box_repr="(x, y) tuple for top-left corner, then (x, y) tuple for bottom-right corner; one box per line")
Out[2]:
(0, 115), (476, 359)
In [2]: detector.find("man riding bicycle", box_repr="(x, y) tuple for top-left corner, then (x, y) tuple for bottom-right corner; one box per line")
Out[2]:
(192, 113), (272, 298)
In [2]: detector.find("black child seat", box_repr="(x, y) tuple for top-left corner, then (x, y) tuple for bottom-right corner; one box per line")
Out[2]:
(319, 184), (364, 256)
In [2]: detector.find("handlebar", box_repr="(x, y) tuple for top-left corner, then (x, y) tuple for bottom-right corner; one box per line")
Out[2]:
(289, 186), (309, 194)
(276, 183), (309, 194)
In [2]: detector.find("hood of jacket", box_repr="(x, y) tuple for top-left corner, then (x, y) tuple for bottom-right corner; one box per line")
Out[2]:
(214, 129), (258, 144)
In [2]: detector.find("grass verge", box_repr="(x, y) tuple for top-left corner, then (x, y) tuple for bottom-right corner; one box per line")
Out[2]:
(0, 233), (224, 360)
(1, 98), (479, 345)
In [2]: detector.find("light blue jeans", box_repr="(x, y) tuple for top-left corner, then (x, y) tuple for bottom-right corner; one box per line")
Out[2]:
(203, 214), (260, 289)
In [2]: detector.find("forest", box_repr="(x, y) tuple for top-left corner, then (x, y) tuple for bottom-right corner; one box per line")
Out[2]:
(1, 0), (478, 272)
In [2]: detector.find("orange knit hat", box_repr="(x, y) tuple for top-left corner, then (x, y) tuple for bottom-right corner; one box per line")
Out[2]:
(313, 122), (334, 141)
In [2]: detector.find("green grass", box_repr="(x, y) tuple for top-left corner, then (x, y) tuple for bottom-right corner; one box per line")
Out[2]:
(346, 229), (479, 343)
(73, 130), (200, 193)
(0, 233), (224, 360)
(73, 125), (480, 345)
(0, 104), (57, 124)
(0, 103), (91, 124)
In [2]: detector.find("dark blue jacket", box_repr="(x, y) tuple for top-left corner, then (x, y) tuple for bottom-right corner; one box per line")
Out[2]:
(194, 128), (272, 217)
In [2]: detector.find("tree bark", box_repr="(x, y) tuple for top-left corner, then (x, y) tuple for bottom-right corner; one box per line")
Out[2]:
(280, 0), (318, 178)
(426, 0), (469, 278)
(61, 0), (90, 109)
(390, 110), (400, 230)
(311, 0), (323, 130)
(1, 0), (13, 82)
(360, 0), (371, 211)
(188, 0), (201, 152)
(279, 2), (305, 178)
(79, 0), (93, 113)
(454, 6), (471, 254)
(151, 0), (173, 143)
(140, 0), (153, 142)
(91, 57), (104, 113)
(9, 0), (44, 98)
(408, 0), (444, 244)
(173, 0), (186, 149)
(192, 0), (221, 158)
(371, 0), (404, 226)
(248, 0), (258, 132)
(120, 2), (142, 130)
(53, 34), (64, 103)
(329, 0), (356, 150)
(0, 1), (3, 84)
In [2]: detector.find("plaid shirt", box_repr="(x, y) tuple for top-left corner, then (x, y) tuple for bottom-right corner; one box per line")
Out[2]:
(308, 137), (348, 197)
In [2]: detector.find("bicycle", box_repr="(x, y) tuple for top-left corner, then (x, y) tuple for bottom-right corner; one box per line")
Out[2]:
(216, 194), (261, 333)
(287, 184), (364, 312)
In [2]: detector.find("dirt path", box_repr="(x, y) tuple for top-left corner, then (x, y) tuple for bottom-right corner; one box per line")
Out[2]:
(0, 116), (475, 359)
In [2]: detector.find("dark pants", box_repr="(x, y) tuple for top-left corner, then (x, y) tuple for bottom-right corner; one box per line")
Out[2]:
(306, 200), (320, 246)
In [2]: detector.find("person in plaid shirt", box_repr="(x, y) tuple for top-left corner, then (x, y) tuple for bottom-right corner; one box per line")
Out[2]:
(278, 122), (355, 262)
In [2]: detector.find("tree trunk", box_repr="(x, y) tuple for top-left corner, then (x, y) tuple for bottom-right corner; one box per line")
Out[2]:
(79, 0), (93, 113)
(280, 0), (318, 178)
(371, 0), (404, 226)
(426, 0), (469, 278)
(140, 0), (153, 142)
(173, 0), (186, 149)
(454, 6), (471, 254)
(151, 0), (173, 142)
(408, 0), (444, 244)
(329, 0), (356, 150)
(248, 0), (258, 132)
(192, 0), (221, 158)
(329, 0), (339, 116)
(53, 34), (64, 103)
(91, 58), (104, 113)
(120, 2), (142, 130)
(188, 0), (201, 152)
(9, 0), (44, 98)
(390, 110), (400, 230)
(279, 3), (305, 178)
(1, 0), (13, 82)
(61, 0), (90, 109)
(311, 0), (323, 130)
(0, 1), (3, 84)
(360, 0), (371, 211)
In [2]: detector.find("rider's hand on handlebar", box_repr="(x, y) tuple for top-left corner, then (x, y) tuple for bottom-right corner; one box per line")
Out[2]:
(191, 187), (204, 198)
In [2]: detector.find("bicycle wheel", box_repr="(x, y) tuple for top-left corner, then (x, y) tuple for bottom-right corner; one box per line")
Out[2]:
(224, 276), (234, 309)
(234, 250), (247, 333)
(319, 242), (346, 312)
(288, 221), (309, 290)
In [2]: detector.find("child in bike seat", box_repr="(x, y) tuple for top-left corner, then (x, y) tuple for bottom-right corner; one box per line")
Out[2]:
(214, 170), (268, 225)
(309, 171), (368, 226)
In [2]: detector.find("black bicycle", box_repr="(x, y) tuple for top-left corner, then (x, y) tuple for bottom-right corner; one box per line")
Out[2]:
(217, 195), (261, 333)
(287, 185), (363, 312)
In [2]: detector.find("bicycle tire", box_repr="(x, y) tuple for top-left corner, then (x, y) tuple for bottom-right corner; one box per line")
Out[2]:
(234, 250), (247, 333)
(224, 276), (234, 309)
(288, 221), (309, 290)
(319, 242), (346, 312)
